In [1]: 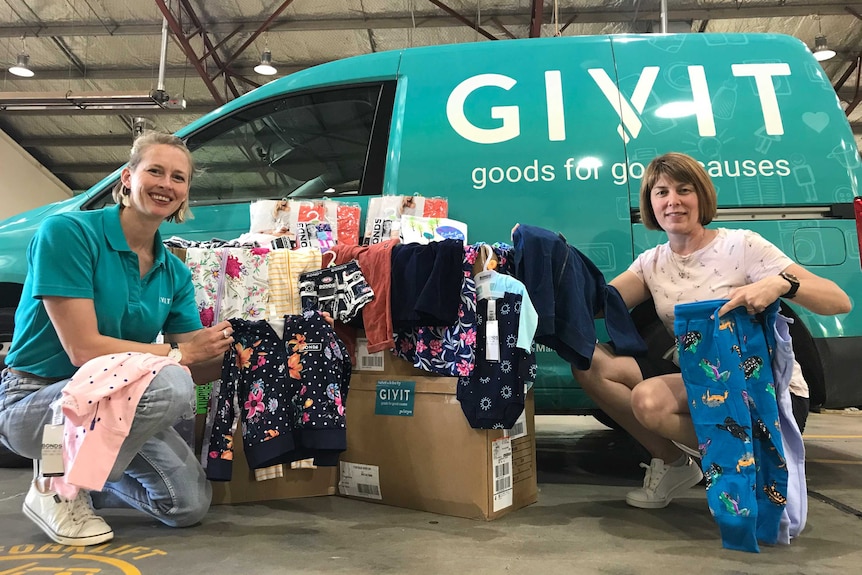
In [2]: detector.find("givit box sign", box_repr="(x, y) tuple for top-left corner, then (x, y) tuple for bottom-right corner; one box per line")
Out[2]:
(444, 63), (799, 192)
(374, 380), (416, 416)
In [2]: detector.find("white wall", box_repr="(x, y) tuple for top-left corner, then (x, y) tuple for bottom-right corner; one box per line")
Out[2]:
(0, 129), (73, 220)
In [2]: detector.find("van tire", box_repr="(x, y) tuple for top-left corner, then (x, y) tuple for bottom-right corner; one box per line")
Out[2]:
(592, 410), (624, 431)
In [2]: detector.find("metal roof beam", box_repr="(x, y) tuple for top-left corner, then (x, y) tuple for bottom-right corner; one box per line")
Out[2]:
(0, 105), (214, 116)
(6, 64), (307, 80)
(529, 0), (542, 38)
(177, 0), (240, 99)
(426, 0), (498, 41)
(6, 3), (862, 37)
(217, 0), (297, 74)
(153, 0), (225, 105)
(19, 135), (134, 147)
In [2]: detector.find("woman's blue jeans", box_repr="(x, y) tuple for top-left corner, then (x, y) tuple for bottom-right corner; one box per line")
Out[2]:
(0, 365), (211, 527)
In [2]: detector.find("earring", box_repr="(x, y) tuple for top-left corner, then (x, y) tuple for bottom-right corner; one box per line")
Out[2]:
(121, 187), (131, 207)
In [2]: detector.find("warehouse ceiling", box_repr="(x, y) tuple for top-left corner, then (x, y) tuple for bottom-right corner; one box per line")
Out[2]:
(2, 0), (862, 191)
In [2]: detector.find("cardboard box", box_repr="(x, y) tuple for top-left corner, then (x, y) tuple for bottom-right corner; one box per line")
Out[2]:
(340, 352), (537, 520)
(195, 410), (337, 505)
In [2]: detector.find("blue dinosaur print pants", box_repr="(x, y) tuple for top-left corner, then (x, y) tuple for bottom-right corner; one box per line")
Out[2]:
(674, 299), (788, 553)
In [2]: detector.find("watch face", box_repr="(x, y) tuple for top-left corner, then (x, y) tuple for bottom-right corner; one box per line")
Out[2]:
(168, 348), (183, 362)
(783, 272), (799, 282)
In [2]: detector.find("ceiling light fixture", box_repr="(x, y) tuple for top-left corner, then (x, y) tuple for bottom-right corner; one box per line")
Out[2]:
(8, 36), (34, 77)
(254, 49), (277, 76)
(813, 16), (836, 62)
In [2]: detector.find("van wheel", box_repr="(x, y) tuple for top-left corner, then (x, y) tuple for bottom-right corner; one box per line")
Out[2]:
(778, 302), (825, 409)
(0, 447), (30, 468)
(593, 410), (624, 431)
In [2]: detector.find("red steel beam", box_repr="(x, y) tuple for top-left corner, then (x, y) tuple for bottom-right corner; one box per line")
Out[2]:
(218, 0), (297, 73)
(426, 0), (498, 41)
(178, 0), (240, 99)
(529, 0), (542, 38)
(153, 0), (225, 105)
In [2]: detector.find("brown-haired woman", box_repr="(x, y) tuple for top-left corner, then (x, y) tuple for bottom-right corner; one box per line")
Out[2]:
(572, 152), (850, 509)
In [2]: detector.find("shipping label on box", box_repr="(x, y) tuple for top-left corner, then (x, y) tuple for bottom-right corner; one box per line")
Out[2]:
(374, 380), (416, 416)
(355, 337), (385, 371)
(339, 461), (383, 500)
(492, 437), (514, 512)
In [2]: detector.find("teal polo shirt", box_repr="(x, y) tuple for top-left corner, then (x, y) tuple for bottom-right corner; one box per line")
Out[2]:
(6, 204), (202, 378)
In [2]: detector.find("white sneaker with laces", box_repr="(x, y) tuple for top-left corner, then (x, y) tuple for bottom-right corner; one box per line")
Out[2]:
(23, 482), (114, 546)
(626, 457), (703, 509)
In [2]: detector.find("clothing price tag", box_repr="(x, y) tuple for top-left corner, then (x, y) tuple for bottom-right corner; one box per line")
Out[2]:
(40, 424), (65, 477)
(485, 320), (500, 362)
(492, 437), (513, 512)
(486, 298), (497, 321)
(475, 271), (493, 300)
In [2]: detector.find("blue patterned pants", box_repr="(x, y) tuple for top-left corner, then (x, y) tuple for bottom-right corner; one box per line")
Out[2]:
(674, 299), (788, 553)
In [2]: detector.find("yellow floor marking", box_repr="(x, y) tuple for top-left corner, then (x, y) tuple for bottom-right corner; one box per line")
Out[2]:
(807, 459), (862, 465)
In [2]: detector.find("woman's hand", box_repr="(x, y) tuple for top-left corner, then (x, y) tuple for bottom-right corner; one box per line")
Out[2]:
(320, 311), (335, 328)
(177, 320), (235, 364)
(716, 276), (787, 317)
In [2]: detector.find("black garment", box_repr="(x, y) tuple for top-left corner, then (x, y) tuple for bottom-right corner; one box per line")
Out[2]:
(457, 292), (537, 429)
(512, 224), (646, 369)
(390, 239), (464, 328)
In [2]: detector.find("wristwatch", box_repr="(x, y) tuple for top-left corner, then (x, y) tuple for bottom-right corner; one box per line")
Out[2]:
(167, 341), (183, 363)
(779, 272), (800, 299)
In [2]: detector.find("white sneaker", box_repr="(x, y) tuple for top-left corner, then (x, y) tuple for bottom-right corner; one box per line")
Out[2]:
(626, 457), (703, 509)
(23, 483), (114, 546)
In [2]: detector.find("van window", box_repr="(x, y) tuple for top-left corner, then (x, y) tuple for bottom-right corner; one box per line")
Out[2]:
(186, 82), (394, 204)
(89, 82), (395, 209)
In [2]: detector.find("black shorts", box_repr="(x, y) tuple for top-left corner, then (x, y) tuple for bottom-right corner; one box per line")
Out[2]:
(634, 354), (679, 380)
(634, 354), (809, 433)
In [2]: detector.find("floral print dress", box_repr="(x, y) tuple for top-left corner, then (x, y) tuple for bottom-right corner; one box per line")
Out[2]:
(186, 246), (270, 327)
(206, 311), (351, 480)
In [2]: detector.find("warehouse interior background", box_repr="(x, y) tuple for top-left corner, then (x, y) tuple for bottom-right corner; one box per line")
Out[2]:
(2, 0), (862, 216)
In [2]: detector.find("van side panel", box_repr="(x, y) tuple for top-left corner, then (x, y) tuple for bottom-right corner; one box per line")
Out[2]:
(394, 38), (633, 412)
(611, 33), (861, 208)
(395, 38), (633, 277)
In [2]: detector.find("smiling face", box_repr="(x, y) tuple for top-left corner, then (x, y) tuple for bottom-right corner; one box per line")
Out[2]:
(650, 174), (702, 236)
(638, 152), (717, 232)
(120, 144), (191, 222)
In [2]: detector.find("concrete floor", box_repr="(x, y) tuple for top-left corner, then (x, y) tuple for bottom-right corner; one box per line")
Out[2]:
(1, 411), (860, 574)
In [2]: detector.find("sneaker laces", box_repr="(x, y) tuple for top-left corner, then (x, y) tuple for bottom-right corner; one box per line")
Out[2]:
(64, 491), (98, 525)
(639, 460), (668, 492)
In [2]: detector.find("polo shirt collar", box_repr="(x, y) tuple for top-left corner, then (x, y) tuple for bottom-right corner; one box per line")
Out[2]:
(104, 204), (167, 268)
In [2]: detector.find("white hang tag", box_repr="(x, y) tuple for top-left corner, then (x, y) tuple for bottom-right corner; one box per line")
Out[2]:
(487, 298), (498, 322)
(474, 270), (494, 300)
(41, 425), (65, 477)
(485, 300), (500, 362)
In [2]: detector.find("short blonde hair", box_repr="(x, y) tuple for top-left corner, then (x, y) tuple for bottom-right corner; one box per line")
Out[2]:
(638, 152), (717, 231)
(112, 131), (195, 223)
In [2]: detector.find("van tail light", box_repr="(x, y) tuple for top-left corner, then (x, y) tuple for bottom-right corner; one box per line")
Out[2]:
(856, 197), (862, 269)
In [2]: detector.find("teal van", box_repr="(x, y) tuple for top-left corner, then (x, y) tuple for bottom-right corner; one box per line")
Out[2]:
(1, 32), (860, 414)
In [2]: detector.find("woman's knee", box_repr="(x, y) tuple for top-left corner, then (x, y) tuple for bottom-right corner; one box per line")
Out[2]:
(140, 365), (195, 425)
(631, 384), (667, 428)
(162, 479), (212, 528)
